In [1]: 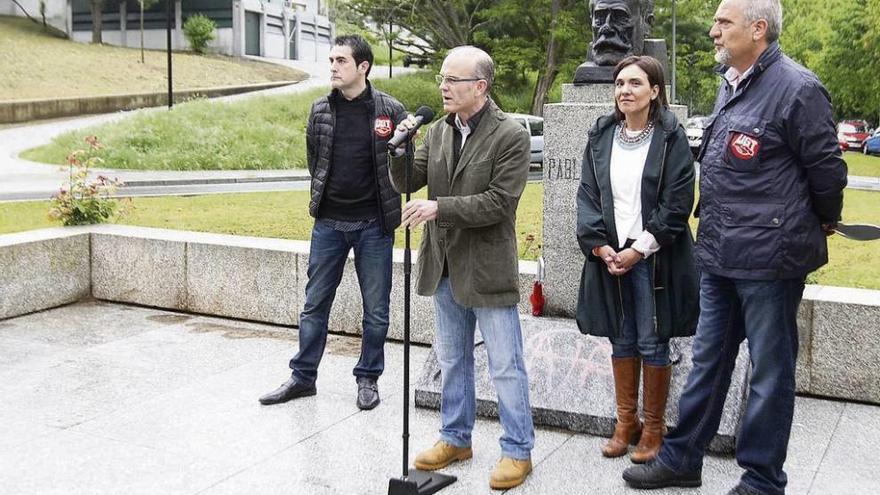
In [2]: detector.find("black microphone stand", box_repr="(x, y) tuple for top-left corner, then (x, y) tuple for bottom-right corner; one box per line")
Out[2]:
(387, 142), (456, 495)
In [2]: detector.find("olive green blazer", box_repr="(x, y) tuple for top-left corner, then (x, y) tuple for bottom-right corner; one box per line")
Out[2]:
(391, 100), (531, 307)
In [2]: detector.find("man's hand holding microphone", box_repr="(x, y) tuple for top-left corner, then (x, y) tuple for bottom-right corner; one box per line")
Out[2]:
(389, 106), (436, 229)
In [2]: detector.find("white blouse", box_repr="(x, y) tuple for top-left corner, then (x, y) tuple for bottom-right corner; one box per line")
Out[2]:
(609, 128), (660, 257)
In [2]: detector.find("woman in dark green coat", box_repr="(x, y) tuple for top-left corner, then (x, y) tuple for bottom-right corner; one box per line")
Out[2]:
(575, 56), (699, 464)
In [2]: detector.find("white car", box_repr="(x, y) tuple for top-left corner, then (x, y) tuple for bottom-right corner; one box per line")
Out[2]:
(508, 113), (544, 164)
(686, 116), (710, 157)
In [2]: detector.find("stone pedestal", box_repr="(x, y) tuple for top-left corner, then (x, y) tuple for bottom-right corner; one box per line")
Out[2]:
(543, 84), (687, 318)
(414, 316), (748, 453)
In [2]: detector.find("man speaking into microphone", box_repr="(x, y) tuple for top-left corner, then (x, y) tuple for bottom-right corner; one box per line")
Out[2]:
(390, 45), (535, 490)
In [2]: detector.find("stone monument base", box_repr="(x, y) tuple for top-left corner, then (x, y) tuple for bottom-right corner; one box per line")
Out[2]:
(414, 315), (749, 454)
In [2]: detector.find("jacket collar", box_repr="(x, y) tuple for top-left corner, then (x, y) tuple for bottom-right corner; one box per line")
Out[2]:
(445, 98), (490, 131)
(444, 99), (505, 185)
(328, 80), (374, 104)
(714, 41), (782, 78)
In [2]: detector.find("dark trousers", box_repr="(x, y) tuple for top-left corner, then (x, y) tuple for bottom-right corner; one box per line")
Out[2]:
(658, 271), (805, 494)
(290, 219), (393, 384)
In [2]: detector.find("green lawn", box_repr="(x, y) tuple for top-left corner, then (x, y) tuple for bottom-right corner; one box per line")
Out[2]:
(2, 185), (878, 289)
(0, 15), (306, 101)
(843, 151), (880, 177)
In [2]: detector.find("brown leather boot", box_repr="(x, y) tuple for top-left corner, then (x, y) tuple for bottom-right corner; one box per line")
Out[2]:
(602, 357), (642, 457)
(631, 363), (672, 464)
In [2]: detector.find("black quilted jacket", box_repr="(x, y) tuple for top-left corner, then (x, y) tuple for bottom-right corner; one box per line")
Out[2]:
(306, 82), (409, 234)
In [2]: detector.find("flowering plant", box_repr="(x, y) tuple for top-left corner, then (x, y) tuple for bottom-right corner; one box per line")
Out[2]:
(48, 136), (130, 226)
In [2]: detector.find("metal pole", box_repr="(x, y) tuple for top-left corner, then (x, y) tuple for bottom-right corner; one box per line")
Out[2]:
(166, 0), (173, 109)
(402, 151), (411, 477)
(388, 18), (393, 79)
(671, 0), (677, 103)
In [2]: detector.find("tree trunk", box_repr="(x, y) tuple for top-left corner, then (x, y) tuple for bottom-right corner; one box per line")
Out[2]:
(530, 0), (561, 117)
(531, 65), (559, 117)
(91, 1), (103, 44)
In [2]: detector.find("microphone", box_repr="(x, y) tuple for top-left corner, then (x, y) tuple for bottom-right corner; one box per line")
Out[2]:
(387, 106), (435, 151)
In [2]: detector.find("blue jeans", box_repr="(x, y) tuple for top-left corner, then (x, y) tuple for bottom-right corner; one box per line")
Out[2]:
(433, 278), (535, 460)
(657, 272), (805, 495)
(610, 260), (670, 366)
(289, 219), (394, 384)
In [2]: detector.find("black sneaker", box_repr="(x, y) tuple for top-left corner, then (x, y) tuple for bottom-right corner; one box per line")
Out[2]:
(622, 460), (702, 489)
(356, 377), (380, 410)
(258, 378), (317, 405)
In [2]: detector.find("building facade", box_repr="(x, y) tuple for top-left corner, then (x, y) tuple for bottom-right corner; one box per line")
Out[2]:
(1, 0), (333, 61)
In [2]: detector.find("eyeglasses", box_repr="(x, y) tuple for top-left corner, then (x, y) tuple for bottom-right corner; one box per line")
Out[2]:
(435, 74), (483, 85)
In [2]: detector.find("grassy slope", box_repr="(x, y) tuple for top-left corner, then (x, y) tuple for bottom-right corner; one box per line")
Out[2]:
(19, 72), (438, 170)
(0, 15), (307, 101)
(21, 90), (324, 170)
(1, 185), (877, 289)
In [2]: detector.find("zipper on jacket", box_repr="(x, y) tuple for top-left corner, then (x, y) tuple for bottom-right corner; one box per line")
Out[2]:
(591, 144), (626, 333)
(369, 92), (386, 233)
(650, 136), (669, 335)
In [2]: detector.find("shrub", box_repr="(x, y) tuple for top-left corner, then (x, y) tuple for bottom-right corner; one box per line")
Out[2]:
(373, 72), (442, 121)
(183, 14), (216, 54)
(48, 136), (130, 226)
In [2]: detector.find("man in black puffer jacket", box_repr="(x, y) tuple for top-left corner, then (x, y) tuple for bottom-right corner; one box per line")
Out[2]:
(260, 35), (409, 411)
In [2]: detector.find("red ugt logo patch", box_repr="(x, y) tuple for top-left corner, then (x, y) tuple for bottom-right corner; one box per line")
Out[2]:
(729, 132), (760, 160)
(374, 116), (393, 138)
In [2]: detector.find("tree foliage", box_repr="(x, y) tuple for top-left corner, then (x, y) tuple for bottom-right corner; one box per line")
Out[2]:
(337, 0), (880, 121)
(475, 0), (588, 115)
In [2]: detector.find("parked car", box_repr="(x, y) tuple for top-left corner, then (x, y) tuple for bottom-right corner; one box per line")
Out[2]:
(508, 113), (544, 164)
(864, 129), (880, 156)
(686, 116), (710, 157)
(837, 120), (870, 151)
(402, 53), (430, 68)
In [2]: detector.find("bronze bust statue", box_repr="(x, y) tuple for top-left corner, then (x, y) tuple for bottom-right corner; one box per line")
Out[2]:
(574, 0), (658, 84)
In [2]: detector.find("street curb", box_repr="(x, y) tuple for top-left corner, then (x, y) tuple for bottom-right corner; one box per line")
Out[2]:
(121, 175), (311, 188)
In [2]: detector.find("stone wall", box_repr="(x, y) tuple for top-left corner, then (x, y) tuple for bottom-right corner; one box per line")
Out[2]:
(0, 226), (536, 346)
(0, 81), (297, 124)
(1, 225), (879, 405)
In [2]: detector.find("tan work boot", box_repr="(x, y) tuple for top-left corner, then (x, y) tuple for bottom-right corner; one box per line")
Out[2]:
(602, 356), (643, 457)
(413, 440), (472, 471)
(631, 363), (672, 464)
(489, 456), (532, 490)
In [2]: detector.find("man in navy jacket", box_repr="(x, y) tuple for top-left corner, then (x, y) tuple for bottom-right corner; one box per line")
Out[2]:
(623, 1), (847, 494)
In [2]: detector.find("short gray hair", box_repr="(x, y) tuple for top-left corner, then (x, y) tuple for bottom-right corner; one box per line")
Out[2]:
(446, 45), (495, 93)
(742, 0), (783, 42)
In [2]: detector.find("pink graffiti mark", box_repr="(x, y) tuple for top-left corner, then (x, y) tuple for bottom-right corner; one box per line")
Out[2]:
(525, 329), (613, 389)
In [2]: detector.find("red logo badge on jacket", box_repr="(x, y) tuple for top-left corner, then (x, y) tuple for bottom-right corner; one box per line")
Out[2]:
(729, 132), (760, 160)
(374, 116), (393, 138)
